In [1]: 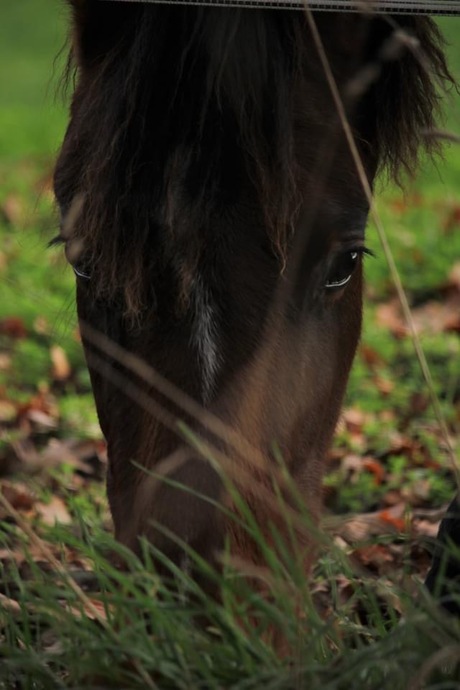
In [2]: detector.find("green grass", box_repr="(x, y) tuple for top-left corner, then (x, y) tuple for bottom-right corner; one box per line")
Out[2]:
(1, 480), (460, 689)
(0, 0), (68, 160)
(0, 2), (86, 420)
(1, 3), (460, 688)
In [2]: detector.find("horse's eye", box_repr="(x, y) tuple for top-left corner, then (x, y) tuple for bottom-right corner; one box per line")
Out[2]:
(72, 264), (91, 281)
(61, 238), (91, 281)
(325, 251), (360, 291)
(67, 249), (91, 281)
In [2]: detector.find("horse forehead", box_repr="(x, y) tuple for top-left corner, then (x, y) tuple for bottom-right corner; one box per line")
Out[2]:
(296, 199), (368, 260)
(298, 178), (370, 233)
(322, 200), (369, 233)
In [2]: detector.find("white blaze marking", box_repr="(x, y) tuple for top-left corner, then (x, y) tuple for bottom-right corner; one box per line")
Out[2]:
(192, 276), (220, 403)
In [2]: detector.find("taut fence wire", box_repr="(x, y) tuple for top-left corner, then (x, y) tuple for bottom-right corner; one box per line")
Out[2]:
(99, 0), (460, 15)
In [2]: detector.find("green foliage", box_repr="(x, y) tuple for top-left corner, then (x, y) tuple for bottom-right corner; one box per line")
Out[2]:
(1, 502), (460, 689)
(58, 394), (100, 439)
(9, 338), (51, 389)
(0, 0), (68, 160)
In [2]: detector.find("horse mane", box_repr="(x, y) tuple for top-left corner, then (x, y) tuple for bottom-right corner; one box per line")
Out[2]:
(56, 5), (453, 316)
(365, 16), (453, 182)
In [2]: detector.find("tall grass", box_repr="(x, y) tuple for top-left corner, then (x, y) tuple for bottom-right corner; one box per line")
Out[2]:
(1, 480), (460, 689)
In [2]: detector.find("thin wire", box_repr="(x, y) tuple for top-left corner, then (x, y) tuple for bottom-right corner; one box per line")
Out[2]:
(99, 0), (460, 15)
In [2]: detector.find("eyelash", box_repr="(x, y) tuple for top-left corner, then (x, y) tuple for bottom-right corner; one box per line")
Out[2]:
(49, 235), (92, 281)
(48, 235), (65, 248)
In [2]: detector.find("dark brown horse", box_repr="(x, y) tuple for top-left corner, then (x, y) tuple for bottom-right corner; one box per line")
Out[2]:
(54, 1), (451, 584)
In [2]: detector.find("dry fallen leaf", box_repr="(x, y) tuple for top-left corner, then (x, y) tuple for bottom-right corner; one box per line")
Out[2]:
(352, 543), (395, 569)
(0, 317), (27, 339)
(342, 408), (369, 433)
(448, 262), (460, 289)
(378, 508), (406, 532)
(325, 503), (408, 542)
(337, 455), (385, 486)
(35, 496), (72, 526)
(33, 316), (50, 336)
(413, 518), (440, 540)
(0, 353), (11, 371)
(411, 296), (460, 334)
(442, 204), (460, 234)
(360, 344), (384, 369)
(17, 388), (59, 428)
(1, 194), (24, 226)
(362, 458), (386, 485)
(39, 438), (107, 478)
(0, 593), (22, 616)
(0, 480), (35, 517)
(376, 300), (407, 338)
(382, 489), (404, 507)
(375, 377), (394, 396)
(401, 479), (431, 506)
(50, 345), (71, 381)
(377, 290), (460, 337)
(0, 400), (16, 423)
(26, 409), (58, 431)
(66, 597), (110, 622)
